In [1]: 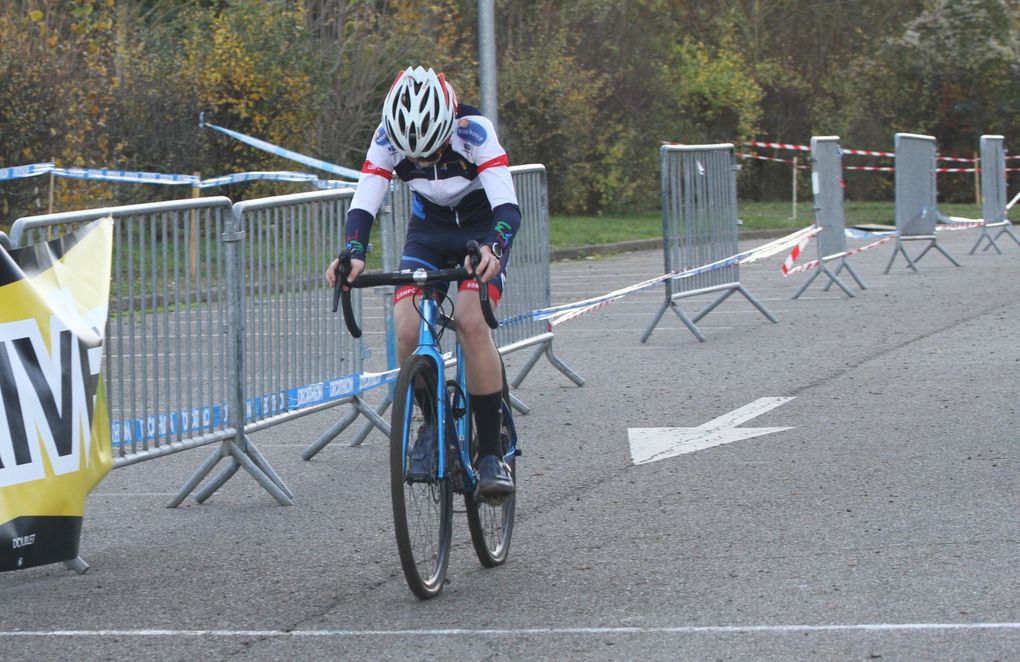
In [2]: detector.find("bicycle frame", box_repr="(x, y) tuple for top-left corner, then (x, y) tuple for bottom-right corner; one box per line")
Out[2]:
(402, 294), (479, 490)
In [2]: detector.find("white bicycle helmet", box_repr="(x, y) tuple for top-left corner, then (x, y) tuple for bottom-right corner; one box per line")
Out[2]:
(382, 66), (458, 160)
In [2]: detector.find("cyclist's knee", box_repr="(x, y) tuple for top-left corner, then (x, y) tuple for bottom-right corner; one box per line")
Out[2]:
(455, 304), (492, 345)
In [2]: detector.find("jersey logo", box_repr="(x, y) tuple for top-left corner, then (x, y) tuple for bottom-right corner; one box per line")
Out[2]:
(374, 126), (391, 146)
(456, 119), (488, 146)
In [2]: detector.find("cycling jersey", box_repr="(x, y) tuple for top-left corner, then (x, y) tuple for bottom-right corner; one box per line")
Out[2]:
(343, 104), (521, 262)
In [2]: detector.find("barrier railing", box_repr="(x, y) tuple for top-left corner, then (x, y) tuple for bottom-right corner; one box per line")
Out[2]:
(884, 133), (962, 273)
(6, 199), (301, 505)
(971, 135), (1020, 254)
(0, 231), (9, 250)
(184, 189), (379, 499)
(790, 136), (867, 299)
(642, 144), (777, 343)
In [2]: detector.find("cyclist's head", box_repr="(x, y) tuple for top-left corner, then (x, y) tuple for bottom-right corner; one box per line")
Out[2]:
(382, 66), (458, 160)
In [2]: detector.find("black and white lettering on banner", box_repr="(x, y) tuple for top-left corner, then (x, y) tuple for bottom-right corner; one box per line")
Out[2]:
(0, 218), (114, 571)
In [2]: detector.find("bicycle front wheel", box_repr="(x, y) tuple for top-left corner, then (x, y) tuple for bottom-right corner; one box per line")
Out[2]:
(391, 354), (453, 599)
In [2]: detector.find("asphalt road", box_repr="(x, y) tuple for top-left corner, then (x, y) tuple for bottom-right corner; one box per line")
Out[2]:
(2, 227), (1019, 660)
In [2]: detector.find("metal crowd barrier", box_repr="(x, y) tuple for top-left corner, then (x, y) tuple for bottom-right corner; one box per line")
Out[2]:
(381, 164), (582, 415)
(11, 191), (383, 505)
(971, 135), (1020, 254)
(0, 231), (10, 250)
(642, 144), (777, 343)
(884, 133), (961, 273)
(7, 198), (299, 505)
(191, 189), (373, 495)
(791, 136), (866, 299)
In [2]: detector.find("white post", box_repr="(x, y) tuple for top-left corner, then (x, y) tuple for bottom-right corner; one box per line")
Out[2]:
(791, 156), (798, 220)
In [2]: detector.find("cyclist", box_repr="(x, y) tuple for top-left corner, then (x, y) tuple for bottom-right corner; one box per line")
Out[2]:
(326, 66), (520, 497)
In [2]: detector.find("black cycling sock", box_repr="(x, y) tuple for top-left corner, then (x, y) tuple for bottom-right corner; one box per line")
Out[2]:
(470, 391), (502, 458)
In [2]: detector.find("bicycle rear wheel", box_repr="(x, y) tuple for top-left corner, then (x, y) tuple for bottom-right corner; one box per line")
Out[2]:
(391, 354), (453, 599)
(465, 371), (516, 567)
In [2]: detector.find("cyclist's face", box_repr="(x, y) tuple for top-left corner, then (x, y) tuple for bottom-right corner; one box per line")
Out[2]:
(413, 142), (448, 168)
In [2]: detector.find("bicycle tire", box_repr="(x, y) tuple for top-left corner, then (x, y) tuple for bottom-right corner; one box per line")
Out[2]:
(391, 354), (453, 599)
(465, 369), (516, 567)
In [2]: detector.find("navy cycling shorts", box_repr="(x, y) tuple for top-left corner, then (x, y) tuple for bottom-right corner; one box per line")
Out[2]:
(394, 218), (507, 305)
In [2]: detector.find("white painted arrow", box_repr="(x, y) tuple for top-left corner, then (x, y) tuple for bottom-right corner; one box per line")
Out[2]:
(628, 397), (795, 465)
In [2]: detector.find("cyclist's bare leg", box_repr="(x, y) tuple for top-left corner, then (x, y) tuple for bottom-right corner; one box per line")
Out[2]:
(453, 287), (502, 394)
(394, 294), (422, 365)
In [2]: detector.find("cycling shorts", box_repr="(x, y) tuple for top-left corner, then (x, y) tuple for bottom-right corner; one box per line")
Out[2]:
(393, 218), (506, 305)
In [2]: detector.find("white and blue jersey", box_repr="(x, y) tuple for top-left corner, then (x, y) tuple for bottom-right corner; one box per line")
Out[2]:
(344, 104), (521, 266)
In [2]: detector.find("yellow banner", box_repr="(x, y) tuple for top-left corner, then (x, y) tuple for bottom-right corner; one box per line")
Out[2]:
(0, 217), (114, 571)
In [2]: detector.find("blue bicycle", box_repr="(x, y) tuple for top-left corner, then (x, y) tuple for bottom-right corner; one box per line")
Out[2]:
(334, 241), (518, 599)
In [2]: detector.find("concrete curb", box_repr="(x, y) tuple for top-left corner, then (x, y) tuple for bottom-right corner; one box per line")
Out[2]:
(549, 228), (796, 261)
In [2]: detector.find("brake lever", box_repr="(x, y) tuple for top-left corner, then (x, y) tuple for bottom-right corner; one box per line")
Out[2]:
(332, 249), (362, 338)
(331, 250), (347, 313)
(465, 240), (499, 330)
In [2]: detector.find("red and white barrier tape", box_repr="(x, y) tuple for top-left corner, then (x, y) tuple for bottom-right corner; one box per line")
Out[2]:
(737, 153), (811, 168)
(746, 140), (977, 164)
(781, 228), (816, 275)
(542, 226), (818, 327)
(936, 219), (984, 230)
(739, 225), (822, 265)
(845, 165), (895, 172)
(748, 140), (810, 152)
(783, 234), (894, 277)
(742, 151), (795, 164)
(842, 147), (894, 158)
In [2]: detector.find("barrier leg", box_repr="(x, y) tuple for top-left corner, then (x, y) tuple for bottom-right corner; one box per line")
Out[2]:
(194, 458), (240, 504)
(735, 284), (779, 323)
(171, 435), (294, 507)
(543, 341), (585, 386)
(303, 406), (360, 460)
(642, 297), (705, 343)
(641, 299), (670, 343)
(349, 396), (392, 446)
(168, 444), (226, 507)
(512, 339), (584, 388)
(822, 263), (856, 298)
(792, 269), (822, 299)
(242, 436), (294, 500)
(223, 439), (294, 505)
(691, 288), (737, 323)
(508, 392), (530, 415)
(510, 343), (546, 388)
(970, 229), (1002, 255)
(931, 241), (962, 267)
(914, 241), (935, 263)
(884, 240), (919, 274)
(842, 259), (867, 290)
(667, 300), (706, 342)
(994, 225), (1020, 246)
(821, 261), (843, 292)
(64, 557), (89, 574)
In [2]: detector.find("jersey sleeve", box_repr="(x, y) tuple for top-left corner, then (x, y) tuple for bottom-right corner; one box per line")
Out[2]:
(345, 124), (399, 259)
(454, 115), (521, 256)
(456, 115), (518, 209)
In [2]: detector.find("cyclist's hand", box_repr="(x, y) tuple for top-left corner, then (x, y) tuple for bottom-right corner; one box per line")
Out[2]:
(465, 246), (500, 283)
(325, 257), (364, 288)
